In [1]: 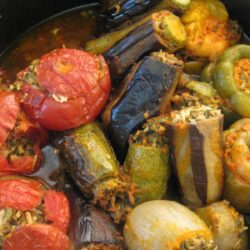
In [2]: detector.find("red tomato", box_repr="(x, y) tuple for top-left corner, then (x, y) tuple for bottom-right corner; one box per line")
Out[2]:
(3, 224), (72, 250)
(0, 90), (47, 174)
(0, 178), (43, 210)
(0, 91), (20, 147)
(43, 190), (70, 233)
(19, 48), (111, 131)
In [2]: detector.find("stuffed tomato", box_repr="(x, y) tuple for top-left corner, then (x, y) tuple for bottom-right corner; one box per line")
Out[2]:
(0, 90), (46, 174)
(0, 176), (70, 248)
(15, 48), (111, 131)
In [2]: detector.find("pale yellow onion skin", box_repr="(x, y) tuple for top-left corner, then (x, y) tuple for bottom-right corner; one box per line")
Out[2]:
(223, 118), (250, 213)
(124, 200), (214, 250)
(223, 167), (250, 214)
(196, 200), (248, 250)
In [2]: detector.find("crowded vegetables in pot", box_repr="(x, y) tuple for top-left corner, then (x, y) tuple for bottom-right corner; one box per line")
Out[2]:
(0, 0), (250, 248)
(14, 48), (111, 131)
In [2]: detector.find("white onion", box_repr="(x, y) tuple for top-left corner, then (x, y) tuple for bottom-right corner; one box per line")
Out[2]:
(196, 201), (248, 250)
(124, 200), (215, 250)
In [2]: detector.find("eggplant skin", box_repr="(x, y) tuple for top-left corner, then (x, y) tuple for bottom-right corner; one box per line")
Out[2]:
(100, 0), (162, 28)
(104, 56), (183, 162)
(168, 115), (224, 206)
(66, 182), (123, 250)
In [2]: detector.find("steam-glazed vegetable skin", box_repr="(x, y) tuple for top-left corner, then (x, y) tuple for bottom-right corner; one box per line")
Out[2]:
(124, 117), (169, 204)
(167, 106), (224, 206)
(66, 182), (123, 250)
(104, 11), (186, 81)
(55, 122), (134, 223)
(181, 0), (241, 59)
(124, 200), (216, 250)
(223, 119), (250, 213)
(196, 201), (248, 250)
(103, 51), (183, 162)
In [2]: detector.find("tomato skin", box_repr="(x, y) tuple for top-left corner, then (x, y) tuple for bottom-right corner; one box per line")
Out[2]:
(43, 190), (70, 233)
(3, 224), (72, 250)
(0, 178), (43, 210)
(0, 91), (20, 147)
(20, 48), (111, 131)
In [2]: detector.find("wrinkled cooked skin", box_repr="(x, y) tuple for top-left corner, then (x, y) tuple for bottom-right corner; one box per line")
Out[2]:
(17, 48), (111, 131)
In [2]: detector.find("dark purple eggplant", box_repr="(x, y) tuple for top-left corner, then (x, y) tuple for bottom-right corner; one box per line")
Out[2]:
(100, 0), (161, 29)
(102, 10), (186, 82)
(102, 51), (183, 162)
(100, 0), (190, 30)
(65, 180), (123, 250)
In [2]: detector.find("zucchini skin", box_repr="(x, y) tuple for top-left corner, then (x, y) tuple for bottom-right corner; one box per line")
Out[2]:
(60, 123), (120, 194)
(103, 55), (183, 162)
(168, 115), (224, 206)
(124, 143), (169, 205)
(55, 122), (134, 223)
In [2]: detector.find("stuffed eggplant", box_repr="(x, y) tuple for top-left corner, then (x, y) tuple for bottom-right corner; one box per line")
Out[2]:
(223, 119), (250, 213)
(124, 200), (216, 250)
(103, 51), (183, 161)
(196, 200), (248, 250)
(124, 117), (169, 204)
(66, 181), (123, 250)
(54, 122), (134, 223)
(167, 105), (224, 206)
(103, 11), (186, 82)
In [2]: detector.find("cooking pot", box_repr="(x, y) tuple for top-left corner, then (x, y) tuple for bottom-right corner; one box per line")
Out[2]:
(0, 0), (250, 54)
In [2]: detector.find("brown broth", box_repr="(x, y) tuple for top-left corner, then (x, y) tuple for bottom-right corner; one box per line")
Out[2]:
(0, 8), (98, 83)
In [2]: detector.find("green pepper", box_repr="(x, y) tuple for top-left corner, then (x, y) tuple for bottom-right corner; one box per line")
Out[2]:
(200, 63), (216, 83)
(212, 44), (250, 117)
(124, 117), (169, 205)
(54, 122), (134, 223)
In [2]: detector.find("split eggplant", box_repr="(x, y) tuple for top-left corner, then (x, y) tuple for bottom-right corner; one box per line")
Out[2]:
(100, 0), (190, 30)
(102, 51), (183, 162)
(167, 105), (224, 206)
(124, 117), (170, 205)
(104, 11), (186, 82)
(65, 180), (123, 250)
(54, 122), (134, 223)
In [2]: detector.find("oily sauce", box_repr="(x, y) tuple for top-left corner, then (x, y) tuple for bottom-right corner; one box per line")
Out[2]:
(0, 8), (98, 83)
